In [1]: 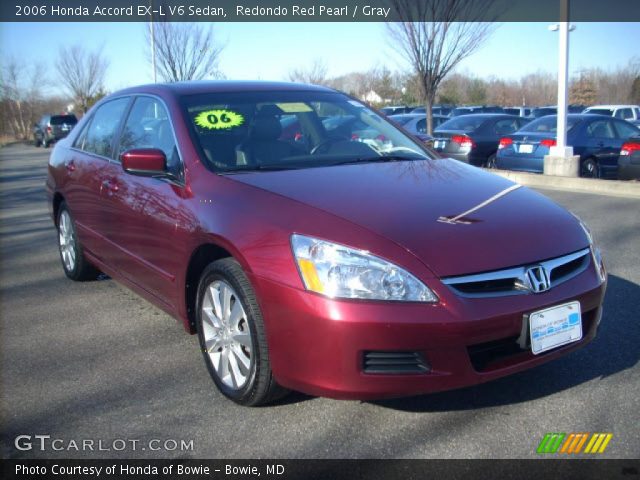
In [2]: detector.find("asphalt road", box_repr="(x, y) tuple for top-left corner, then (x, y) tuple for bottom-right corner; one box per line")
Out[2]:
(1, 143), (638, 459)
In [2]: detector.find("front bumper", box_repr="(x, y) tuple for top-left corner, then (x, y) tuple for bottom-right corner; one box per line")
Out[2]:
(250, 263), (606, 400)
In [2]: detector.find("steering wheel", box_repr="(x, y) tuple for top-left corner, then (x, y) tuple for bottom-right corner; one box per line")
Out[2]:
(310, 135), (350, 155)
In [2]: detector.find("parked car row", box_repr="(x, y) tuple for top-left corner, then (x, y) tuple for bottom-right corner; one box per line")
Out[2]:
(379, 103), (639, 121)
(495, 114), (640, 178)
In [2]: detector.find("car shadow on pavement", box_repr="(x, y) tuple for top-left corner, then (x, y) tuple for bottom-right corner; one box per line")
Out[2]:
(370, 274), (639, 412)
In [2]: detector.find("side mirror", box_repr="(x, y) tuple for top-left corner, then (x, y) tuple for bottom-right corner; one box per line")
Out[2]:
(120, 149), (167, 177)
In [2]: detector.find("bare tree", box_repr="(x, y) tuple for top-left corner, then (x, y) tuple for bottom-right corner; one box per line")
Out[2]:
(0, 58), (48, 139)
(56, 45), (109, 114)
(387, 0), (497, 134)
(147, 22), (224, 82)
(288, 59), (329, 85)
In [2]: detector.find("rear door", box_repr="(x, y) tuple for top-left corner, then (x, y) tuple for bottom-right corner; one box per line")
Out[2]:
(584, 118), (619, 169)
(102, 95), (189, 307)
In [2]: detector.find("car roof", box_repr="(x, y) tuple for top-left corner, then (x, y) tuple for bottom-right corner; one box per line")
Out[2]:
(586, 105), (639, 109)
(112, 80), (337, 97)
(445, 113), (517, 118)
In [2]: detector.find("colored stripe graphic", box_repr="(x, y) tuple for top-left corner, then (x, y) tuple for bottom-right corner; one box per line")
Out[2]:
(542, 433), (613, 454)
(585, 433), (613, 454)
(537, 433), (565, 453)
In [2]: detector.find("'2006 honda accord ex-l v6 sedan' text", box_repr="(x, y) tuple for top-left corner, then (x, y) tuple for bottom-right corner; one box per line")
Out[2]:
(46, 82), (607, 406)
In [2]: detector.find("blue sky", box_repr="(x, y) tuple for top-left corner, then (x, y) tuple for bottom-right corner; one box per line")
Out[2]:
(1, 22), (638, 94)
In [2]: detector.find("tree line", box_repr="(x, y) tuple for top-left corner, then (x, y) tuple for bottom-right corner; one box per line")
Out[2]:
(2, 14), (640, 141)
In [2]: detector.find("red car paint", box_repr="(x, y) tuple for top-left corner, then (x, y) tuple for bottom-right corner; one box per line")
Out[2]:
(46, 82), (606, 400)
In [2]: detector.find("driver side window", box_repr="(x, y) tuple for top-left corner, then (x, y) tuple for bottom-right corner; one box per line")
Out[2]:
(118, 96), (183, 180)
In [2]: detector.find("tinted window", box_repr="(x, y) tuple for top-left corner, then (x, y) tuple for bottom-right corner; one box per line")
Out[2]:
(520, 116), (579, 133)
(493, 118), (521, 135)
(50, 115), (77, 125)
(531, 108), (556, 118)
(587, 108), (613, 116)
(504, 108), (519, 116)
(416, 118), (426, 133)
(119, 96), (182, 178)
(388, 115), (414, 126)
(614, 108), (633, 120)
(586, 119), (615, 139)
(81, 98), (130, 158)
(437, 116), (487, 132)
(612, 120), (640, 139)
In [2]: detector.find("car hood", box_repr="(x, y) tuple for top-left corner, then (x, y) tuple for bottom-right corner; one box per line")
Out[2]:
(229, 159), (588, 277)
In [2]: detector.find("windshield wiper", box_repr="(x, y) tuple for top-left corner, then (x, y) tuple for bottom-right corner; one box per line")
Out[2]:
(220, 164), (305, 174)
(326, 155), (423, 167)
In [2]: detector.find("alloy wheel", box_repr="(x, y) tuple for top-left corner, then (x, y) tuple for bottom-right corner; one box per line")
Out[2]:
(58, 210), (76, 272)
(201, 280), (253, 390)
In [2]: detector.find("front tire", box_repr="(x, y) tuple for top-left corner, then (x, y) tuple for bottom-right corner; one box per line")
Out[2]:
(196, 258), (287, 406)
(57, 203), (99, 281)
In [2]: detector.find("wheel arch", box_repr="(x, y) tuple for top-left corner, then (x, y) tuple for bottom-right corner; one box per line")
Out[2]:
(52, 192), (65, 226)
(184, 240), (253, 334)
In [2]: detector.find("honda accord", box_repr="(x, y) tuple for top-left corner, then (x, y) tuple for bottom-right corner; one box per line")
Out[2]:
(46, 81), (607, 406)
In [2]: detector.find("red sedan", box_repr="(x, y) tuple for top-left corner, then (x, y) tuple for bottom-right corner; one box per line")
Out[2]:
(45, 82), (607, 406)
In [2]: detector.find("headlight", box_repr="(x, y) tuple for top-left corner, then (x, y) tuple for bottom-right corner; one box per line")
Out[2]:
(291, 234), (438, 302)
(571, 212), (606, 283)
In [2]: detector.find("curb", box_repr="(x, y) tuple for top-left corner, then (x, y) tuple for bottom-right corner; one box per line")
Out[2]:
(484, 169), (640, 199)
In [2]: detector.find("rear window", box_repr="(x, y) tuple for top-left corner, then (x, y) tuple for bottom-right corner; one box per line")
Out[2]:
(388, 115), (414, 126)
(50, 115), (77, 125)
(519, 116), (580, 133)
(437, 116), (487, 132)
(587, 108), (614, 116)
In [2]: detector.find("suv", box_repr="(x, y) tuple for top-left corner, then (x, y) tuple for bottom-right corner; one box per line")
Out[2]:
(583, 105), (640, 126)
(33, 114), (78, 148)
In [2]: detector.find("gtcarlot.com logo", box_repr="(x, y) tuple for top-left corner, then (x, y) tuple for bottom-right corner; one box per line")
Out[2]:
(537, 432), (613, 454)
(14, 435), (194, 452)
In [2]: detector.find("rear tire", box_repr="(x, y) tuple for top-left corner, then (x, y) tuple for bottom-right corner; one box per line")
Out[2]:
(196, 258), (288, 406)
(485, 153), (497, 169)
(57, 202), (99, 281)
(34, 137), (41, 147)
(581, 158), (600, 178)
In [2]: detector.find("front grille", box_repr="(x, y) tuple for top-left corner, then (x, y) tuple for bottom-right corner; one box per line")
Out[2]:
(443, 248), (591, 298)
(363, 351), (430, 374)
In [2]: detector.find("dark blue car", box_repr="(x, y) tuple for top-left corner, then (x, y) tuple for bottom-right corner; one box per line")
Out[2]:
(495, 114), (640, 178)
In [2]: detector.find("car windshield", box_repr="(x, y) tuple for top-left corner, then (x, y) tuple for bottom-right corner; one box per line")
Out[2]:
(587, 108), (614, 116)
(50, 115), (77, 125)
(180, 91), (431, 173)
(519, 116), (580, 133)
(436, 116), (487, 132)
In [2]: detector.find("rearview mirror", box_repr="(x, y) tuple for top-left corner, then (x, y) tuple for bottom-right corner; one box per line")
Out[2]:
(120, 149), (167, 177)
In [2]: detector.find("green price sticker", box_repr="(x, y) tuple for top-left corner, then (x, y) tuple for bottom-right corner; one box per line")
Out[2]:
(194, 109), (244, 130)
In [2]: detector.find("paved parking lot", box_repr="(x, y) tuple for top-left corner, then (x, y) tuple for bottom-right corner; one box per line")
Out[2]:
(1, 143), (638, 459)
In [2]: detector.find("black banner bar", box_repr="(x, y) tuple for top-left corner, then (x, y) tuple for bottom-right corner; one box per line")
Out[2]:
(2, 0), (640, 22)
(2, 459), (640, 480)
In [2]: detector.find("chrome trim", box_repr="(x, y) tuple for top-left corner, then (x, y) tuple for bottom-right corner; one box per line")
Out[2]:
(442, 248), (591, 298)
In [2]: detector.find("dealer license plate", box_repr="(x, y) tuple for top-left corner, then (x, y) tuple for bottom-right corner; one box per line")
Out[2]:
(529, 301), (582, 355)
(519, 144), (534, 153)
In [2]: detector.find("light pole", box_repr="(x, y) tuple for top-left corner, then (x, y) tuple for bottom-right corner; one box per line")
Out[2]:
(150, 0), (157, 83)
(545, 0), (579, 177)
